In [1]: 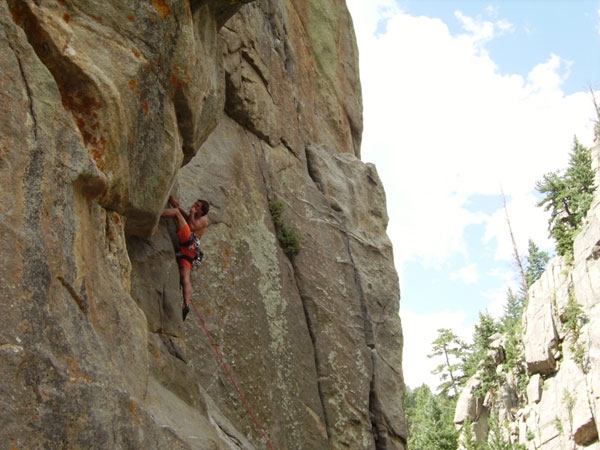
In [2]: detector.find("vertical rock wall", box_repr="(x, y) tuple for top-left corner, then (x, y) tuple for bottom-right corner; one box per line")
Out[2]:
(454, 142), (600, 450)
(517, 141), (600, 449)
(0, 0), (406, 449)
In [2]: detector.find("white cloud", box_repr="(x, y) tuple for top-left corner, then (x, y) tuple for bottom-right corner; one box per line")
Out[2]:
(485, 5), (499, 19)
(496, 19), (515, 34)
(527, 54), (572, 92)
(347, 2), (597, 273)
(450, 263), (479, 284)
(401, 309), (473, 390)
(347, 0), (598, 391)
(483, 192), (554, 263)
(454, 10), (514, 45)
(347, 0), (400, 41)
(484, 284), (515, 319)
(455, 10), (496, 43)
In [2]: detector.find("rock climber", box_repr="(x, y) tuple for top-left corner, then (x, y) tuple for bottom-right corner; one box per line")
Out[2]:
(162, 195), (209, 321)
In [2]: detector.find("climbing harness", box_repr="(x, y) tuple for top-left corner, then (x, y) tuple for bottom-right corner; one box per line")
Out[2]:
(178, 232), (204, 269)
(189, 300), (276, 450)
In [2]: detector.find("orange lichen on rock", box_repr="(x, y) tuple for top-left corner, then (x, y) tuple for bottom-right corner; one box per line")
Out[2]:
(66, 357), (91, 383)
(169, 65), (191, 91)
(151, 0), (172, 20)
(61, 90), (102, 119)
(61, 90), (108, 169)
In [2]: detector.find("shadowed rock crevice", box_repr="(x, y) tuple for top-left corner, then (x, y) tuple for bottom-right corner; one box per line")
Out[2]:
(299, 293), (333, 440)
(57, 275), (89, 314)
(195, 0), (255, 29)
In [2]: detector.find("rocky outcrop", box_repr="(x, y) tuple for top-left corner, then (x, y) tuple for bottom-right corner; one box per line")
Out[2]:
(0, 0), (406, 449)
(513, 142), (600, 449)
(516, 179), (600, 449)
(455, 142), (600, 450)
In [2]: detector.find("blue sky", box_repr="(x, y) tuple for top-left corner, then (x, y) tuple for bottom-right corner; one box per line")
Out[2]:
(402, 1), (600, 95)
(346, 0), (600, 389)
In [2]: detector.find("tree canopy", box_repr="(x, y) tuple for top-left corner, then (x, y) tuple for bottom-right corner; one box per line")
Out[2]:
(405, 385), (459, 450)
(428, 328), (468, 398)
(524, 239), (549, 289)
(536, 137), (596, 261)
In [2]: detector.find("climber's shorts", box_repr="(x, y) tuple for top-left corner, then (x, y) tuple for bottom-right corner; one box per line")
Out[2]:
(177, 224), (197, 271)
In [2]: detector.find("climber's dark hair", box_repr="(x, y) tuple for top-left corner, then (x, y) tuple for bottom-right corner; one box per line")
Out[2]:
(198, 199), (210, 217)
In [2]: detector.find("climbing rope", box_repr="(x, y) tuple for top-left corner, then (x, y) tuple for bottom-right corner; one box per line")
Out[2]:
(189, 300), (276, 450)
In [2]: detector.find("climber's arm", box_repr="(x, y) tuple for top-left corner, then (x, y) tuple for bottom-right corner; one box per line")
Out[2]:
(169, 195), (189, 221)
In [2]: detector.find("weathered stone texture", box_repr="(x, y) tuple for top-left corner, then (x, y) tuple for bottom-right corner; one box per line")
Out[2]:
(1, 0), (405, 449)
(522, 290), (559, 375)
(517, 153), (600, 449)
(454, 372), (485, 426)
(455, 145), (600, 450)
(455, 144), (600, 450)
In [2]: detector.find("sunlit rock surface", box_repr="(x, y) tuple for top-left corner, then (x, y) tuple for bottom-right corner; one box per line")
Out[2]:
(0, 0), (406, 448)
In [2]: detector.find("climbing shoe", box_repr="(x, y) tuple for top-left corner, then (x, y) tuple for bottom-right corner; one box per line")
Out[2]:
(182, 304), (190, 321)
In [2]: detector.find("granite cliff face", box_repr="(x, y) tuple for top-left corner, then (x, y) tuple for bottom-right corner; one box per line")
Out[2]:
(454, 142), (600, 449)
(0, 1), (406, 449)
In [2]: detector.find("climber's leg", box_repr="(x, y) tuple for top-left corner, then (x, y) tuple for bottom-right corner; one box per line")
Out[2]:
(179, 265), (192, 320)
(162, 208), (187, 230)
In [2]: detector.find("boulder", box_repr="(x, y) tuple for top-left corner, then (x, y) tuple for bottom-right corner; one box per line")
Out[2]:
(495, 144), (600, 450)
(527, 374), (542, 404)
(454, 372), (485, 425)
(523, 289), (559, 375)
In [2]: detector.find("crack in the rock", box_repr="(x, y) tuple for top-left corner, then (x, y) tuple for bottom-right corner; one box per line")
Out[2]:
(241, 49), (271, 96)
(7, 36), (38, 141)
(58, 276), (88, 314)
(298, 293), (332, 441)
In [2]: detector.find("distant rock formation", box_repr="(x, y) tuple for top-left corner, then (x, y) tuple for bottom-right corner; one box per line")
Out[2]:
(0, 1), (406, 449)
(454, 142), (600, 449)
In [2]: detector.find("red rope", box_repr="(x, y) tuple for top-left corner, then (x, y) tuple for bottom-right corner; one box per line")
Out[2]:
(189, 300), (276, 450)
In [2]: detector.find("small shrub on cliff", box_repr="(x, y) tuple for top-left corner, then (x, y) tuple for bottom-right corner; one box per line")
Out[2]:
(269, 200), (302, 256)
(484, 412), (527, 450)
(561, 288), (588, 369)
(553, 416), (564, 435)
(562, 287), (586, 341)
(562, 389), (576, 427)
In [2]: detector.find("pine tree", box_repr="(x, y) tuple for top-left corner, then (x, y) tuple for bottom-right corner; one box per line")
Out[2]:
(429, 328), (468, 397)
(463, 312), (499, 380)
(524, 239), (549, 289)
(502, 239), (548, 367)
(499, 289), (522, 369)
(536, 138), (596, 261)
(483, 412), (526, 450)
(406, 385), (433, 449)
(406, 385), (459, 450)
